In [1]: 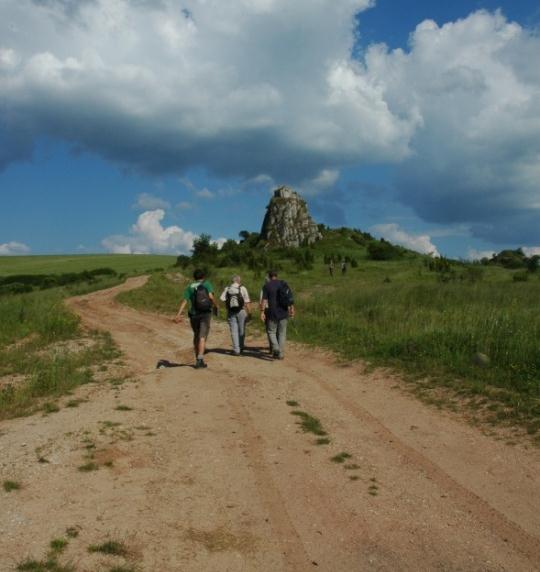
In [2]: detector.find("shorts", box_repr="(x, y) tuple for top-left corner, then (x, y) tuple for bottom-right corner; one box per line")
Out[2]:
(189, 312), (212, 340)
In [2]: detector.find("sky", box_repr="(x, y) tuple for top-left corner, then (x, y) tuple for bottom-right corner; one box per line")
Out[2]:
(1, 0), (540, 259)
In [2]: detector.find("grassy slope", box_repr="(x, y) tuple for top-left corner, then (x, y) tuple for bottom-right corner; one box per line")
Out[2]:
(0, 254), (176, 419)
(0, 254), (176, 276)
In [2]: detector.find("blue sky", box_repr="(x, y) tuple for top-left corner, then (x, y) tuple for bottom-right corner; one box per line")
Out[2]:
(1, 0), (540, 259)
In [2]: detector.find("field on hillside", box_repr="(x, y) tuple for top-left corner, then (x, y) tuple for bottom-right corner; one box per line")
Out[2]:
(119, 234), (540, 439)
(0, 254), (176, 419)
(0, 254), (176, 276)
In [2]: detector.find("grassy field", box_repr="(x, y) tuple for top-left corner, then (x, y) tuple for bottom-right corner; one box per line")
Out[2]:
(119, 242), (540, 438)
(0, 254), (175, 276)
(0, 254), (176, 419)
(2, 248), (539, 437)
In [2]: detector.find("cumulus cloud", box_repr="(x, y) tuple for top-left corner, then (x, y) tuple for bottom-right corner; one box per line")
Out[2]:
(1, 3), (539, 246)
(133, 192), (170, 211)
(371, 223), (439, 256)
(363, 10), (540, 243)
(467, 248), (496, 261)
(196, 189), (215, 200)
(102, 209), (197, 254)
(523, 246), (540, 257)
(0, 0), (410, 183)
(0, 241), (31, 255)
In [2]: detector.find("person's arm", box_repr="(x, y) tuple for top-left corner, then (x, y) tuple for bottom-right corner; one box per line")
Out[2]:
(242, 286), (251, 314)
(174, 298), (188, 323)
(260, 286), (268, 322)
(288, 304), (295, 318)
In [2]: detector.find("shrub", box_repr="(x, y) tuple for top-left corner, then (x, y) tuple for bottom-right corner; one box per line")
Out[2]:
(513, 271), (529, 282)
(367, 240), (402, 261)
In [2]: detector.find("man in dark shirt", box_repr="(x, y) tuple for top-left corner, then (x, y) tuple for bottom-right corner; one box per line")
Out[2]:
(260, 270), (295, 360)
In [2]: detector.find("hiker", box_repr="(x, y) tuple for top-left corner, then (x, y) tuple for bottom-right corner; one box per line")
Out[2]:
(341, 260), (347, 275)
(259, 273), (272, 353)
(328, 259), (335, 277)
(260, 270), (295, 360)
(220, 275), (251, 356)
(174, 268), (218, 369)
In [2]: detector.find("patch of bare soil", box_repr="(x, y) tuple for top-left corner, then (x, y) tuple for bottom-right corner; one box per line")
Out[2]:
(1, 276), (539, 571)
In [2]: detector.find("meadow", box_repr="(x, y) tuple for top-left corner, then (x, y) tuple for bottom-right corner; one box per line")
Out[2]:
(1, 243), (539, 438)
(0, 254), (176, 419)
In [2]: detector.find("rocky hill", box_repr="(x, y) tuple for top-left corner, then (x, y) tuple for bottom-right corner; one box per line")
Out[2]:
(260, 186), (322, 247)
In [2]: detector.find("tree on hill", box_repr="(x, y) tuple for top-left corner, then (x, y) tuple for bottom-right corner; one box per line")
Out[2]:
(367, 239), (402, 261)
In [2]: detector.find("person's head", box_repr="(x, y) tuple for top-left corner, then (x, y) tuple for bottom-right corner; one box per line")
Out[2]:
(268, 270), (278, 279)
(193, 268), (205, 281)
(232, 274), (241, 284)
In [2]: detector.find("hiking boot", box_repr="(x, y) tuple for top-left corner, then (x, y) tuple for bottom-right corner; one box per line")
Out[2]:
(272, 350), (280, 359)
(194, 358), (207, 369)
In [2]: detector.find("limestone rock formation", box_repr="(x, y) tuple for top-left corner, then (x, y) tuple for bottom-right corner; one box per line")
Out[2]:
(260, 186), (322, 247)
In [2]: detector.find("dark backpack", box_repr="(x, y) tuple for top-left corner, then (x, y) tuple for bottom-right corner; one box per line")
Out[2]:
(193, 283), (212, 313)
(277, 281), (294, 310)
(226, 285), (244, 312)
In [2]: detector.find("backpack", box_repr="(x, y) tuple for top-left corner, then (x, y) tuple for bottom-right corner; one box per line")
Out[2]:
(226, 285), (244, 312)
(193, 283), (212, 313)
(277, 281), (294, 310)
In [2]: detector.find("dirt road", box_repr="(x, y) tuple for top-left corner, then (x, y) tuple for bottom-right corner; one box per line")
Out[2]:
(1, 277), (539, 571)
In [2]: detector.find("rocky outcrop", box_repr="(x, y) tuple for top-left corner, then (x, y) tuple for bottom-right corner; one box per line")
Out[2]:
(260, 186), (322, 247)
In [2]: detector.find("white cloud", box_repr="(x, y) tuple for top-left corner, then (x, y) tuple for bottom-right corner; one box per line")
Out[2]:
(523, 247), (540, 257)
(0, 241), (30, 255)
(176, 201), (192, 211)
(102, 209), (197, 254)
(371, 223), (439, 256)
(0, 0), (406, 181)
(467, 248), (495, 261)
(212, 237), (227, 250)
(300, 168), (341, 197)
(133, 193), (171, 211)
(196, 189), (215, 200)
(362, 10), (540, 243)
(1, 4), (539, 245)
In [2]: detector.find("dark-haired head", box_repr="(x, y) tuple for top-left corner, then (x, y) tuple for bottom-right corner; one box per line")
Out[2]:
(193, 269), (205, 280)
(268, 270), (278, 278)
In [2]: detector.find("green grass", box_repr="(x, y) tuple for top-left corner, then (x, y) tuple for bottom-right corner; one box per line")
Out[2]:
(286, 400), (299, 406)
(116, 271), (183, 314)
(16, 560), (75, 572)
(0, 253), (176, 421)
(78, 461), (99, 472)
(0, 331), (120, 420)
(88, 540), (129, 557)
(114, 405), (133, 411)
(49, 539), (68, 554)
(0, 254), (175, 276)
(290, 410), (327, 436)
(3, 479), (21, 492)
(43, 402), (60, 414)
(330, 452), (352, 464)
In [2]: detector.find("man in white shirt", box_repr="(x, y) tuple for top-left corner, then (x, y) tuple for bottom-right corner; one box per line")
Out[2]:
(220, 275), (251, 356)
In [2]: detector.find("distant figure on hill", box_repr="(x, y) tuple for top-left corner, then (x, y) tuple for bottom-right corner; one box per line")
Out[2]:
(220, 275), (251, 356)
(174, 269), (218, 369)
(341, 260), (347, 275)
(260, 270), (295, 360)
(328, 259), (334, 277)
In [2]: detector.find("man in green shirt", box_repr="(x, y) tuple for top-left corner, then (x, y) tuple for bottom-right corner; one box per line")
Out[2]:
(174, 269), (218, 369)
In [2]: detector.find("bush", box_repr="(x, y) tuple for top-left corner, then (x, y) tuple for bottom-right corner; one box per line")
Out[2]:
(367, 240), (402, 261)
(513, 271), (529, 282)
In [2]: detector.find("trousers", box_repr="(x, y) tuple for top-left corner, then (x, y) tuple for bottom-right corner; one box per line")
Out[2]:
(266, 318), (288, 357)
(227, 309), (248, 354)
